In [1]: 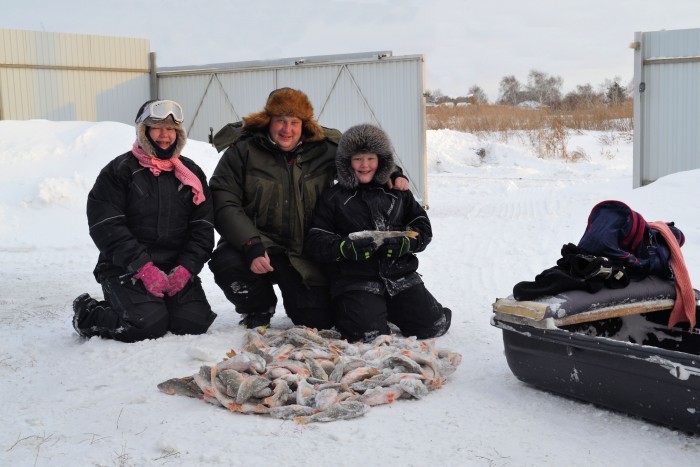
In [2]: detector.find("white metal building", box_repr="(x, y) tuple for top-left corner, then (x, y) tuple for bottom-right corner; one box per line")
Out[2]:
(632, 27), (700, 187)
(0, 28), (151, 123)
(0, 28), (428, 204)
(157, 52), (428, 203)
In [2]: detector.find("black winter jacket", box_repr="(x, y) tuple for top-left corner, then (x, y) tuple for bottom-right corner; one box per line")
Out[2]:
(88, 151), (214, 281)
(304, 183), (431, 297)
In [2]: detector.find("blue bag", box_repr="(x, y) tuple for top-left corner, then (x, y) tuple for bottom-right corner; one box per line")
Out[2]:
(577, 200), (684, 277)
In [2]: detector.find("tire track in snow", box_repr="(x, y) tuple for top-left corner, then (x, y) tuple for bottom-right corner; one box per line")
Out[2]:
(424, 174), (596, 338)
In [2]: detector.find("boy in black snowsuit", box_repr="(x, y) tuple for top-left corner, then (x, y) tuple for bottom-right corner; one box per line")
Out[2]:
(304, 124), (451, 342)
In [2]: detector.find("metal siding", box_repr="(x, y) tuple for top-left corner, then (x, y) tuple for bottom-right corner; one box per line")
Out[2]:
(159, 70), (278, 143)
(158, 55), (426, 203)
(217, 71), (277, 118)
(0, 29), (150, 123)
(0, 30), (426, 202)
(635, 28), (700, 186)
(338, 59), (426, 199)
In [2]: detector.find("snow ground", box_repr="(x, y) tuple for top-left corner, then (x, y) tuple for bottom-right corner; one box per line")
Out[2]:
(1, 121), (698, 466)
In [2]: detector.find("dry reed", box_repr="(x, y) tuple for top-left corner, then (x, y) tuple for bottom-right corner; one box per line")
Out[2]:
(426, 102), (632, 160)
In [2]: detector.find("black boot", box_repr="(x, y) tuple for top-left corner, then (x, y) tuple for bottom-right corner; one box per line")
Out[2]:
(238, 307), (274, 329)
(435, 307), (452, 337)
(72, 293), (96, 338)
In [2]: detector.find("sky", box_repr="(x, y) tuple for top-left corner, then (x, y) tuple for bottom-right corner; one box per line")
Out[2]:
(4, 0), (700, 100)
(1, 121), (699, 465)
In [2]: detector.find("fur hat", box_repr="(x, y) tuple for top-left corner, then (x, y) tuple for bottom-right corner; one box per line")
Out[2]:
(135, 100), (187, 158)
(336, 124), (396, 189)
(242, 88), (325, 143)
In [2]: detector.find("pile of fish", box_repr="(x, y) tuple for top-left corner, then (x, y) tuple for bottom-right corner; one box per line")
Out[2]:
(157, 327), (462, 424)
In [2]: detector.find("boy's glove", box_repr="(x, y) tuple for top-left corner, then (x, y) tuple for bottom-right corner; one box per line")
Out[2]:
(339, 237), (377, 261)
(167, 265), (192, 296)
(380, 236), (418, 258)
(134, 261), (170, 298)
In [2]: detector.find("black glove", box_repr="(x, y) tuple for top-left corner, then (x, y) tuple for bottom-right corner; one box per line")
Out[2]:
(339, 237), (377, 261)
(379, 236), (418, 258)
(570, 254), (613, 280)
(242, 237), (266, 267)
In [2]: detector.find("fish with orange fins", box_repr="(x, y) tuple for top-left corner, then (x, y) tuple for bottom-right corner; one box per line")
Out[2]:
(157, 325), (461, 423)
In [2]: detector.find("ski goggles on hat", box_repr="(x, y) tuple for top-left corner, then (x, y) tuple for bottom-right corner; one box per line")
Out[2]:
(135, 100), (184, 124)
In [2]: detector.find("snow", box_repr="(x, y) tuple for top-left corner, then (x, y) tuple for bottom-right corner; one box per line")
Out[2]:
(1, 120), (699, 466)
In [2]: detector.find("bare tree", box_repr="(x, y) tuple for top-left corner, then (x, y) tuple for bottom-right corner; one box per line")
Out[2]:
(424, 89), (443, 105)
(604, 79), (628, 105)
(562, 83), (602, 110)
(525, 70), (563, 107)
(497, 75), (520, 106)
(468, 85), (489, 105)
(598, 77), (629, 105)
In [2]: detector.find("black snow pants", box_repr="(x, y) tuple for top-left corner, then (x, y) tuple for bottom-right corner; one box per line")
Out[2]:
(79, 273), (216, 343)
(208, 242), (333, 330)
(333, 283), (451, 342)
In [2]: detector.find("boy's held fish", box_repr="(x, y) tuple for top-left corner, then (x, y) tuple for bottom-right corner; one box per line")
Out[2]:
(348, 230), (419, 246)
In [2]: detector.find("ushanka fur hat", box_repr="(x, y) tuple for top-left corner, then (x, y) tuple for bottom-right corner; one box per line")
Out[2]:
(135, 100), (187, 158)
(242, 88), (325, 143)
(336, 124), (396, 189)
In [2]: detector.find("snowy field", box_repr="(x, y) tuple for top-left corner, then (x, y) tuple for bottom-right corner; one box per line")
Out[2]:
(1, 121), (698, 466)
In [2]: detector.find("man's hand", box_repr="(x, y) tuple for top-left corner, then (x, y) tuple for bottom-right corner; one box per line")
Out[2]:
(243, 237), (273, 274)
(250, 252), (274, 274)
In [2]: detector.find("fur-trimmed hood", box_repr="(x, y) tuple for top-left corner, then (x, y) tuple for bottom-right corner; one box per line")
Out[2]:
(242, 88), (325, 143)
(136, 118), (187, 158)
(336, 124), (396, 189)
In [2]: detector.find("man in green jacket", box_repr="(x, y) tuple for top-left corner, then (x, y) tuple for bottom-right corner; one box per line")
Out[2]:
(209, 88), (408, 329)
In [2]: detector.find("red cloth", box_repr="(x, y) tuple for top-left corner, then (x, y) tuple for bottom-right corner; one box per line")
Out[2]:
(131, 141), (205, 205)
(649, 221), (696, 329)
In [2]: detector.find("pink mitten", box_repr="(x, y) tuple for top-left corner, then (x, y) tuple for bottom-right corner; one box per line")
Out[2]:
(134, 261), (169, 298)
(167, 265), (192, 296)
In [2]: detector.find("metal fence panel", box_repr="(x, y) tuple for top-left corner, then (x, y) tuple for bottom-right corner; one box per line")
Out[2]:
(157, 54), (427, 204)
(633, 28), (700, 187)
(158, 69), (278, 142)
(0, 30), (427, 203)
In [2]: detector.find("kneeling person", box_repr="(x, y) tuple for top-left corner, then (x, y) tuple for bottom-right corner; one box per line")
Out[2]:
(72, 99), (217, 342)
(304, 124), (451, 342)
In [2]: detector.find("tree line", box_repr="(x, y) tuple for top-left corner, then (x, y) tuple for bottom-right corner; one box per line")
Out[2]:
(426, 70), (631, 110)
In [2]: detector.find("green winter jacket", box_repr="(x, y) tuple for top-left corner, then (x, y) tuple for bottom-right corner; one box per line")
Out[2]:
(209, 122), (341, 286)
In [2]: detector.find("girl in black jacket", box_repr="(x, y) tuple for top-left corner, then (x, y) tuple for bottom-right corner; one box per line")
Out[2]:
(71, 100), (217, 342)
(304, 124), (451, 342)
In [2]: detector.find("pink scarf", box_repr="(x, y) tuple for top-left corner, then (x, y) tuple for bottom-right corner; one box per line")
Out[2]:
(131, 141), (205, 205)
(649, 221), (696, 329)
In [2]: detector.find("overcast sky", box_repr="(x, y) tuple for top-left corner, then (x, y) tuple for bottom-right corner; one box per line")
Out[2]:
(4, 0), (700, 100)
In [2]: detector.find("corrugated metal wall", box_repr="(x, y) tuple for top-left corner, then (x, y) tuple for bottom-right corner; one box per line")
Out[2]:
(157, 54), (428, 204)
(633, 28), (700, 187)
(0, 29), (151, 123)
(0, 29), (427, 203)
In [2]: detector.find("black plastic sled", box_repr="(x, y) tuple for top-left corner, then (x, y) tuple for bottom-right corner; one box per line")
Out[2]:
(492, 277), (700, 434)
